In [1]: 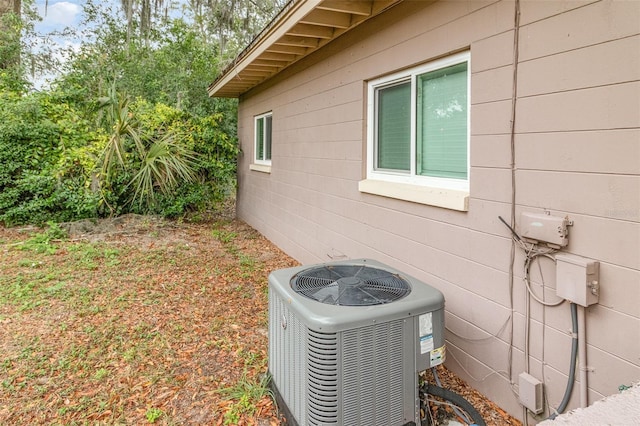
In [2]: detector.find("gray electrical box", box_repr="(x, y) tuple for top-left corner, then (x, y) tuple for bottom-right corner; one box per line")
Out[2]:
(555, 254), (600, 307)
(519, 373), (543, 414)
(519, 212), (570, 247)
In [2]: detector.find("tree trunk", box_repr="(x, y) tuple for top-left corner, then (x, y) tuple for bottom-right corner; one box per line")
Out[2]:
(0, 0), (21, 70)
(0, 0), (20, 15)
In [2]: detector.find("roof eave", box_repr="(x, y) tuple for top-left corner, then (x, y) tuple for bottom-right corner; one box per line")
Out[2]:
(208, 0), (324, 98)
(208, 0), (403, 98)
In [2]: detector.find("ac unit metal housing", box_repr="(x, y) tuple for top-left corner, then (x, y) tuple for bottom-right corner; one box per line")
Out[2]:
(268, 258), (445, 426)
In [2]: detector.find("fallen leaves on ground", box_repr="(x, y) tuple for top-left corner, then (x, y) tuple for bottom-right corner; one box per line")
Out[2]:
(0, 215), (520, 425)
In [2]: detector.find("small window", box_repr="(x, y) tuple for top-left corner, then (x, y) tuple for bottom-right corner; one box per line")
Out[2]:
(366, 52), (470, 193)
(254, 112), (272, 165)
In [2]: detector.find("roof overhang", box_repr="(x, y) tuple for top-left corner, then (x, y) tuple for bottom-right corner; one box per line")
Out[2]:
(208, 0), (403, 98)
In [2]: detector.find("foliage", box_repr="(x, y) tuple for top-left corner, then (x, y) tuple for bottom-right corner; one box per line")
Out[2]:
(55, 7), (235, 119)
(19, 222), (69, 254)
(217, 371), (273, 425)
(0, 8), (30, 93)
(97, 89), (200, 212)
(1, 0), (63, 93)
(0, 85), (236, 225)
(183, 0), (288, 62)
(110, 0), (287, 63)
(0, 90), (102, 226)
(96, 93), (237, 217)
(1, 0), (288, 225)
(144, 407), (164, 423)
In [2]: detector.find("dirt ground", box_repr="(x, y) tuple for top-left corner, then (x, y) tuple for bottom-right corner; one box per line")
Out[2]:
(0, 214), (520, 425)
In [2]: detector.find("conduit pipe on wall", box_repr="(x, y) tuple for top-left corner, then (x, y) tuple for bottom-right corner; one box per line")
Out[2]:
(548, 303), (578, 420)
(578, 305), (588, 407)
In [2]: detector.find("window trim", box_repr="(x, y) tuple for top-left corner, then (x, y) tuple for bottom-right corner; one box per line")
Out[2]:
(254, 111), (272, 167)
(365, 52), (471, 194)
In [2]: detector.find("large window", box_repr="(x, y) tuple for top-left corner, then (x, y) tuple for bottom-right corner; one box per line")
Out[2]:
(254, 112), (272, 165)
(366, 52), (470, 193)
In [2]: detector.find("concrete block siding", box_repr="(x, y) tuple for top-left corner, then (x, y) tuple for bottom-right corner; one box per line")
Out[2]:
(235, 0), (640, 422)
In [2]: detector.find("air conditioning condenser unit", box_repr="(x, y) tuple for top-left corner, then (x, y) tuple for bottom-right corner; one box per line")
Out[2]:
(268, 258), (446, 426)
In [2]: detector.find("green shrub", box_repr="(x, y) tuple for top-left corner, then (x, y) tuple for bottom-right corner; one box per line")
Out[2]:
(0, 91), (101, 226)
(0, 88), (237, 226)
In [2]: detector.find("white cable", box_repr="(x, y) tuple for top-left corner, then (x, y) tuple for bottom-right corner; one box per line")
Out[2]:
(446, 347), (511, 384)
(523, 251), (565, 307)
(445, 314), (511, 343)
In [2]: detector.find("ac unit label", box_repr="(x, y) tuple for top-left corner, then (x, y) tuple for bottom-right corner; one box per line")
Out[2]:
(420, 335), (434, 354)
(419, 313), (434, 354)
(419, 312), (433, 336)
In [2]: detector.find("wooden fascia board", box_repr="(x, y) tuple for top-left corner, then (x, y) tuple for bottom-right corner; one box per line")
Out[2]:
(208, 0), (324, 97)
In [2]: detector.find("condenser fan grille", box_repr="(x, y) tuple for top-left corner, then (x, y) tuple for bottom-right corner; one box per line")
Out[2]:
(290, 264), (411, 306)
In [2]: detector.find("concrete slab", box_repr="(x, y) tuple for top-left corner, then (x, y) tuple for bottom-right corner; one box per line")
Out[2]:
(539, 383), (640, 425)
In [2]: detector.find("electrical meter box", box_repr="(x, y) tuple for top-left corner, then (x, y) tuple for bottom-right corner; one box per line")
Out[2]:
(555, 254), (600, 307)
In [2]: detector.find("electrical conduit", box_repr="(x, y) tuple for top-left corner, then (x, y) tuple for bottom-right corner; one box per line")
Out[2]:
(548, 303), (579, 419)
(578, 304), (588, 407)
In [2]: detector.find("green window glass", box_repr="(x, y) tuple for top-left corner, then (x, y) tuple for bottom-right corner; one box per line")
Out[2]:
(255, 113), (272, 162)
(370, 54), (469, 185)
(256, 116), (264, 161)
(265, 115), (272, 161)
(417, 62), (468, 179)
(376, 81), (411, 171)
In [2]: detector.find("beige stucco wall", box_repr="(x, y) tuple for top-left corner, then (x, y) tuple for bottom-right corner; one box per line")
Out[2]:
(235, 0), (640, 422)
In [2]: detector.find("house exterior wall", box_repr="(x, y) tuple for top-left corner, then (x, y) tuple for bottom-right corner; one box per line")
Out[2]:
(235, 0), (640, 421)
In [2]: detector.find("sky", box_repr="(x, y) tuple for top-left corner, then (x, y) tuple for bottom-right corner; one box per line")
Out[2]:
(35, 0), (83, 31)
(30, 0), (87, 88)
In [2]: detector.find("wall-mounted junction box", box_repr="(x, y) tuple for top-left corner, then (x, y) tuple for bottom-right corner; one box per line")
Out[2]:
(519, 372), (544, 414)
(556, 254), (600, 307)
(519, 212), (571, 247)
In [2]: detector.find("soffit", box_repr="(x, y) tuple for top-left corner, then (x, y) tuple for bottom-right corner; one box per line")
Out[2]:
(208, 0), (403, 98)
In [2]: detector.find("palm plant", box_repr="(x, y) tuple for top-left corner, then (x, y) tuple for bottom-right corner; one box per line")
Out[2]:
(98, 87), (143, 179)
(98, 87), (199, 213)
(130, 129), (199, 206)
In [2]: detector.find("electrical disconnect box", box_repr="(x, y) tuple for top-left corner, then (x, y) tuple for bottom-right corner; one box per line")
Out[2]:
(519, 212), (571, 247)
(519, 373), (544, 414)
(555, 253), (600, 307)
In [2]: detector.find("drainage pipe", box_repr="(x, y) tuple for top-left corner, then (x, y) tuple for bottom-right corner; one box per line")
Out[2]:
(578, 305), (588, 407)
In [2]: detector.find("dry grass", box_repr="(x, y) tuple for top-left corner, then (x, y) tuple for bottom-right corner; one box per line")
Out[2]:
(0, 216), (520, 425)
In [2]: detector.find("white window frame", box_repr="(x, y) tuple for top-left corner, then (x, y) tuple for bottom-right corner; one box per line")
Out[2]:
(364, 52), (471, 198)
(253, 111), (272, 167)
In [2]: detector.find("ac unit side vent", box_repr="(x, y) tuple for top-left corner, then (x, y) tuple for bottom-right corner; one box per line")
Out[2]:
(307, 330), (339, 425)
(342, 319), (406, 424)
(269, 291), (307, 423)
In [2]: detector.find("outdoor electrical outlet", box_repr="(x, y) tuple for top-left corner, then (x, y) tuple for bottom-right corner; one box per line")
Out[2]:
(519, 373), (544, 414)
